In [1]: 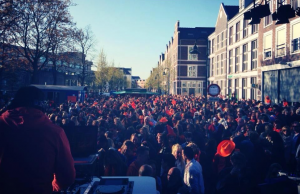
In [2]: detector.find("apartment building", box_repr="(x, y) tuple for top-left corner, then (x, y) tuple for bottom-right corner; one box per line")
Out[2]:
(209, 0), (300, 102)
(158, 21), (214, 95)
(259, 0), (300, 103)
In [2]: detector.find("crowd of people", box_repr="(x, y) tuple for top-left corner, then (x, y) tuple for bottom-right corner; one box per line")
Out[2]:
(1, 87), (300, 194)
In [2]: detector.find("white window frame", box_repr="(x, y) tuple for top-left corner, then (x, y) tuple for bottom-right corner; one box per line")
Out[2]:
(211, 57), (214, 76)
(187, 65), (197, 77)
(290, 18), (300, 54)
(263, 31), (272, 60)
(236, 21), (241, 42)
(242, 43), (249, 72)
(275, 25), (286, 58)
(251, 40), (258, 70)
(229, 26), (233, 45)
(188, 46), (198, 61)
(235, 47), (240, 73)
(216, 55), (219, 75)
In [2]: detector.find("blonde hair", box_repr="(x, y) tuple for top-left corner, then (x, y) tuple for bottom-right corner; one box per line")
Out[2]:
(172, 144), (182, 156)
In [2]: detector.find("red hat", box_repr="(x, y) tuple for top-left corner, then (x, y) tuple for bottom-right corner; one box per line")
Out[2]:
(217, 140), (236, 157)
(159, 117), (168, 123)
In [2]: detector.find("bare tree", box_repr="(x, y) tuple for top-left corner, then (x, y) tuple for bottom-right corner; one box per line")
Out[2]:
(73, 26), (96, 86)
(7, 0), (74, 84)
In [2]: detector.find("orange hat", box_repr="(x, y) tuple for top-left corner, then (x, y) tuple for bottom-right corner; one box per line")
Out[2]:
(159, 117), (168, 123)
(217, 140), (236, 157)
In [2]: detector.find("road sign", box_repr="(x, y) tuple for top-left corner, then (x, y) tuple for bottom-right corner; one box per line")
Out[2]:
(208, 84), (221, 97)
(209, 97), (220, 102)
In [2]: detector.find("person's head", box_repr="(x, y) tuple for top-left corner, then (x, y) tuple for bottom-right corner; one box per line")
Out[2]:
(136, 146), (149, 164)
(130, 133), (140, 146)
(187, 142), (200, 161)
(120, 140), (135, 156)
(156, 133), (164, 144)
(172, 144), (183, 161)
(292, 122), (300, 134)
(140, 126), (150, 138)
(281, 126), (289, 136)
(238, 118), (245, 126)
(182, 146), (194, 161)
(8, 86), (44, 111)
(184, 132), (192, 143)
(230, 151), (246, 169)
(167, 167), (181, 185)
(139, 164), (153, 177)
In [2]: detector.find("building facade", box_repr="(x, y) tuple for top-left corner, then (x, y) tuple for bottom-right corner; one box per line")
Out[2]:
(158, 21), (214, 96)
(208, 0), (300, 102)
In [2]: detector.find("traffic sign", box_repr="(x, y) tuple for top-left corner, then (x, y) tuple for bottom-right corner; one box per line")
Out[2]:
(208, 84), (221, 97)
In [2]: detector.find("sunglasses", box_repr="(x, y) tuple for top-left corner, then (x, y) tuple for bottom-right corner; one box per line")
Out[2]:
(282, 130), (287, 132)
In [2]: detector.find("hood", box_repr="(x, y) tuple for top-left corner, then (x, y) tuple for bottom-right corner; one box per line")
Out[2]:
(0, 107), (50, 130)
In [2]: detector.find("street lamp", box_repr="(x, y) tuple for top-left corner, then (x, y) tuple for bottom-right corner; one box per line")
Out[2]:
(163, 68), (170, 95)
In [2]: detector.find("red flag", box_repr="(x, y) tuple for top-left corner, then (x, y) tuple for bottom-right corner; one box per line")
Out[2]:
(172, 100), (176, 105)
(131, 102), (136, 109)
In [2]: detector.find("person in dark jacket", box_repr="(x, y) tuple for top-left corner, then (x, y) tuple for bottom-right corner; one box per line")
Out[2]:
(0, 86), (75, 194)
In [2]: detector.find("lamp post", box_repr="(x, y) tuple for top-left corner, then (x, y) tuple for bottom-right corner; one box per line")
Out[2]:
(163, 68), (170, 95)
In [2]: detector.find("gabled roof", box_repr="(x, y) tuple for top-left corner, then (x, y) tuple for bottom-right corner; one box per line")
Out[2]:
(223, 5), (239, 20)
(178, 27), (215, 39)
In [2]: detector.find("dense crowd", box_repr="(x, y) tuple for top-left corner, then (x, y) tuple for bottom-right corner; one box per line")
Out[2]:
(1, 90), (300, 194)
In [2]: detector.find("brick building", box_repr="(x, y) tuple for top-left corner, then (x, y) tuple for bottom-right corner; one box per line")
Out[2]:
(208, 0), (300, 102)
(157, 21), (214, 95)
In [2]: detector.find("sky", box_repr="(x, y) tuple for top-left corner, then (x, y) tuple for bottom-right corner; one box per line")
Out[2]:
(69, 0), (239, 79)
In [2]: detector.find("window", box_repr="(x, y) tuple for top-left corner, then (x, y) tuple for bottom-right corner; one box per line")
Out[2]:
(264, 34), (272, 59)
(211, 58), (214, 76)
(188, 65), (197, 77)
(291, 22), (300, 53)
(242, 78), (247, 99)
(292, 0), (300, 9)
(221, 32), (224, 48)
(216, 55), (219, 75)
(229, 27), (233, 45)
(236, 22), (241, 42)
(229, 50), (233, 73)
(235, 47), (240, 73)
(276, 28), (286, 57)
(242, 44), (248, 71)
(264, 2), (272, 27)
(243, 19), (249, 38)
(235, 79), (239, 98)
(252, 24), (258, 34)
(208, 40), (211, 55)
(228, 79), (232, 96)
(188, 46), (198, 60)
(212, 39), (215, 53)
(217, 35), (220, 50)
(251, 77), (257, 99)
(251, 40), (258, 70)
(221, 53), (224, 74)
